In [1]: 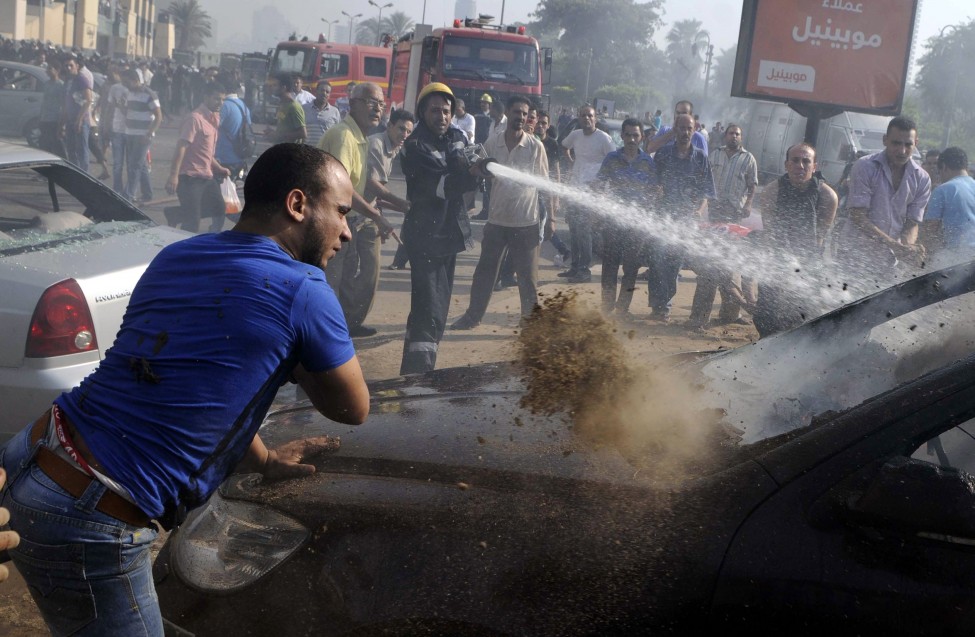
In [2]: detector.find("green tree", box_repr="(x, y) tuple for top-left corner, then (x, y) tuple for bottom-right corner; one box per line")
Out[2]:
(356, 17), (384, 45)
(914, 20), (975, 151)
(167, 0), (213, 51)
(530, 0), (664, 105)
(384, 11), (415, 40)
(665, 19), (707, 98)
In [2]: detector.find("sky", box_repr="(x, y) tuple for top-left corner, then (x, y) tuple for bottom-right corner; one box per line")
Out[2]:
(201, 0), (966, 74)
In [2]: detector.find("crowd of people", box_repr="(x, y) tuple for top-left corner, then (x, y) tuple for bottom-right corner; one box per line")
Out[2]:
(4, 31), (975, 631)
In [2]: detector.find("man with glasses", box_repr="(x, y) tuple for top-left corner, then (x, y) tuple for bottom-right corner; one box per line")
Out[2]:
(319, 82), (396, 337)
(752, 143), (838, 337)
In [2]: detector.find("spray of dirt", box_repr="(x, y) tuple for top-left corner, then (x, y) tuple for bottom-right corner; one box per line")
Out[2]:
(517, 291), (735, 482)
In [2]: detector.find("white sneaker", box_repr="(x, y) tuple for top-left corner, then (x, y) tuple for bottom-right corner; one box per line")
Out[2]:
(554, 253), (565, 267)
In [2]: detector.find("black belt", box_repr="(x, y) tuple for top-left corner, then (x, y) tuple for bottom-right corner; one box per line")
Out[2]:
(29, 411), (151, 528)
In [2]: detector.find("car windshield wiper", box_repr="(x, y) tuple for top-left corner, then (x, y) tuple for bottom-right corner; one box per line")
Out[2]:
(501, 72), (526, 85)
(445, 68), (486, 81)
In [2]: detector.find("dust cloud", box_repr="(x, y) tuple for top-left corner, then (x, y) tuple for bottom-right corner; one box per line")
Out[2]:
(517, 290), (736, 482)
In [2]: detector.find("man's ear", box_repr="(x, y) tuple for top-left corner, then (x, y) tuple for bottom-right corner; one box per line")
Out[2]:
(285, 189), (306, 222)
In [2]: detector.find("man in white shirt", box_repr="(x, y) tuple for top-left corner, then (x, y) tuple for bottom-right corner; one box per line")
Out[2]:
(304, 81), (341, 147)
(451, 95), (550, 329)
(291, 75), (315, 106)
(560, 104), (616, 283)
(451, 98), (475, 142)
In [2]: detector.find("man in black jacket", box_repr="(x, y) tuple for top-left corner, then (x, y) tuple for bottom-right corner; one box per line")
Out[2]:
(399, 82), (479, 374)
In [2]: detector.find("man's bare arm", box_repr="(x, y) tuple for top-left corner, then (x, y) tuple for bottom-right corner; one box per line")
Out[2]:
(643, 128), (676, 154)
(293, 357), (370, 425)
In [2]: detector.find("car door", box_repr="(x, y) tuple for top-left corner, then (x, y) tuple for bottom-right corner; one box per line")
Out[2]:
(710, 356), (975, 634)
(0, 65), (43, 136)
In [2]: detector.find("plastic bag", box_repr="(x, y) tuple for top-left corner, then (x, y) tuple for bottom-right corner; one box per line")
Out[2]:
(221, 177), (241, 215)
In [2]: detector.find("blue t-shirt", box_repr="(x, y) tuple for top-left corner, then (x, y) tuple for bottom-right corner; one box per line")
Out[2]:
(926, 175), (975, 250)
(596, 149), (657, 203)
(654, 144), (715, 217)
(56, 232), (355, 519)
(652, 125), (709, 157)
(215, 96), (249, 165)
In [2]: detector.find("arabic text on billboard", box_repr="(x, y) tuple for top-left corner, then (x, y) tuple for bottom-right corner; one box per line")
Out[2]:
(743, 0), (916, 112)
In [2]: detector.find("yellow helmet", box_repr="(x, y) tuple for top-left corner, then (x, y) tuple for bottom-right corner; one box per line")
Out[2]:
(417, 82), (455, 114)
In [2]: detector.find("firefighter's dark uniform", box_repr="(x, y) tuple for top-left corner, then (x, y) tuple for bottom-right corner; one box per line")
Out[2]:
(399, 119), (476, 374)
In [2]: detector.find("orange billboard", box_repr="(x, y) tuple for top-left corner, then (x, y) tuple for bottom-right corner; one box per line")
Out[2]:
(732, 0), (919, 114)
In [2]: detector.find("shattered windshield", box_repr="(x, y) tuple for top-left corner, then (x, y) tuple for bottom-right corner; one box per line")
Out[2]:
(0, 164), (148, 255)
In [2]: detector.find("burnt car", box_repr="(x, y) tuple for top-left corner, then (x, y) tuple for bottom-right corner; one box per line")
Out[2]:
(156, 260), (975, 635)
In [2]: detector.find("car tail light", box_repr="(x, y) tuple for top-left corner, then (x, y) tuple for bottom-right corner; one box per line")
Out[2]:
(25, 279), (99, 358)
(172, 492), (309, 592)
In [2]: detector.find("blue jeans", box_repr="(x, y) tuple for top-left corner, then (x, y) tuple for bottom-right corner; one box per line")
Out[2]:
(124, 135), (153, 202)
(65, 121), (90, 173)
(0, 423), (162, 636)
(111, 131), (126, 194)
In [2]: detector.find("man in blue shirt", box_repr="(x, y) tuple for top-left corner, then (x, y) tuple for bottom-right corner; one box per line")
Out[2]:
(923, 146), (975, 263)
(650, 113), (715, 320)
(644, 100), (709, 157)
(593, 117), (656, 315)
(215, 76), (253, 179)
(0, 144), (370, 635)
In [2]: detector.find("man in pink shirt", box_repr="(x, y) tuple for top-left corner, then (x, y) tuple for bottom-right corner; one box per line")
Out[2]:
(166, 82), (232, 233)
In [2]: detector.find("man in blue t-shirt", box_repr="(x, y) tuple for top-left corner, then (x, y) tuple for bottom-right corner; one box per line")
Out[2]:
(923, 146), (975, 262)
(644, 99), (709, 157)
(0, 144), (370, 636)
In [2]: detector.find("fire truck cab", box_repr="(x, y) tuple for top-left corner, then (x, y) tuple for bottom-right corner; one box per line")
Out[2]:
(389, 18), (552, 115)
(269, 38), (392, 103)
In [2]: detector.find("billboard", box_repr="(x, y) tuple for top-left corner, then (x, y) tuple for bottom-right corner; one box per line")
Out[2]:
(731, 0), (919, 115)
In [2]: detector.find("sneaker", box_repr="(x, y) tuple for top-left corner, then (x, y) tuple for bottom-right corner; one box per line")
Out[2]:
(472, 210), (489, 220)
(450, 314), (480, 330)
(557, 269), (578, 278)
(566, 271), (592, 284)
(684, 318), (709, 332)
(348, 325), (378, 337)
(647, 310), (671, 323)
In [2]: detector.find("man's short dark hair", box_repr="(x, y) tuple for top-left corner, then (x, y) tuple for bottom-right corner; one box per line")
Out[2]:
(203, 82), (224, 97)
(388, 109), (414, 126)
(925, 149), (941, 160)
(621, 117), (643, 134)
(938, 146), (968, 171)
(122, 68), (141, 83)
(887, 116), (917, 135)
(786, 142), (817, 160)
(271, 73), (291, 89)
(506, 94), (532, 111)
(675, 100), (694, 114)
(242, 144), (335, 217)
(537, 110), (550, 121)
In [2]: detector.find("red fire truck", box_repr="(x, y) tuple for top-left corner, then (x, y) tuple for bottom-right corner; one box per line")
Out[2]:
(388, 18), (552, 114)
(268, 37), (392, 102)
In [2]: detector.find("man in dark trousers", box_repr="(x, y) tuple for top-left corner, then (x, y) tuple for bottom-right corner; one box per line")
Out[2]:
(399, 82), (479, 374)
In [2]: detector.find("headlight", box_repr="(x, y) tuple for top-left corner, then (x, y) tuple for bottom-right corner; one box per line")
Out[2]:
(171, 492), (309, 593)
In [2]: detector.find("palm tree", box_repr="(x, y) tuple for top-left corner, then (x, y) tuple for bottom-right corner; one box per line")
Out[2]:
(384, 12), (414, 40)
(356, 17), (384, 46)
(167, 0), (213, 51)
(665, 19), (706, 96)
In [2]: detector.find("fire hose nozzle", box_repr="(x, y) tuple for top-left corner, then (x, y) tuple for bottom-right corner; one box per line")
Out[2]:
(475, 157), (498, 176)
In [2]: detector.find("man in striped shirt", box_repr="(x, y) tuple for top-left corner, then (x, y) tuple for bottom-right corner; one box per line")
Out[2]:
(687, 124), (758, 328)
(122, 68), (162, 203)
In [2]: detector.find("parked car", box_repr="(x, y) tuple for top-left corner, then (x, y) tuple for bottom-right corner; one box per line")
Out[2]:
(0, 143), (189, 442)
(156, 258), (975, 635)
(0, 61), (47, 146)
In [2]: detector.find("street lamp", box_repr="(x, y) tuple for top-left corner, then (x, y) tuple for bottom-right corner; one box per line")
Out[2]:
(368, 1), (393, 46)
(342, 11), (362, 45)
(321, 18), (340, 42)
(692, 31), (714, 103)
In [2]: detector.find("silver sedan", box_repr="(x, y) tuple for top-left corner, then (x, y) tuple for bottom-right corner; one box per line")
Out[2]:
(0, 143), (189, 442)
